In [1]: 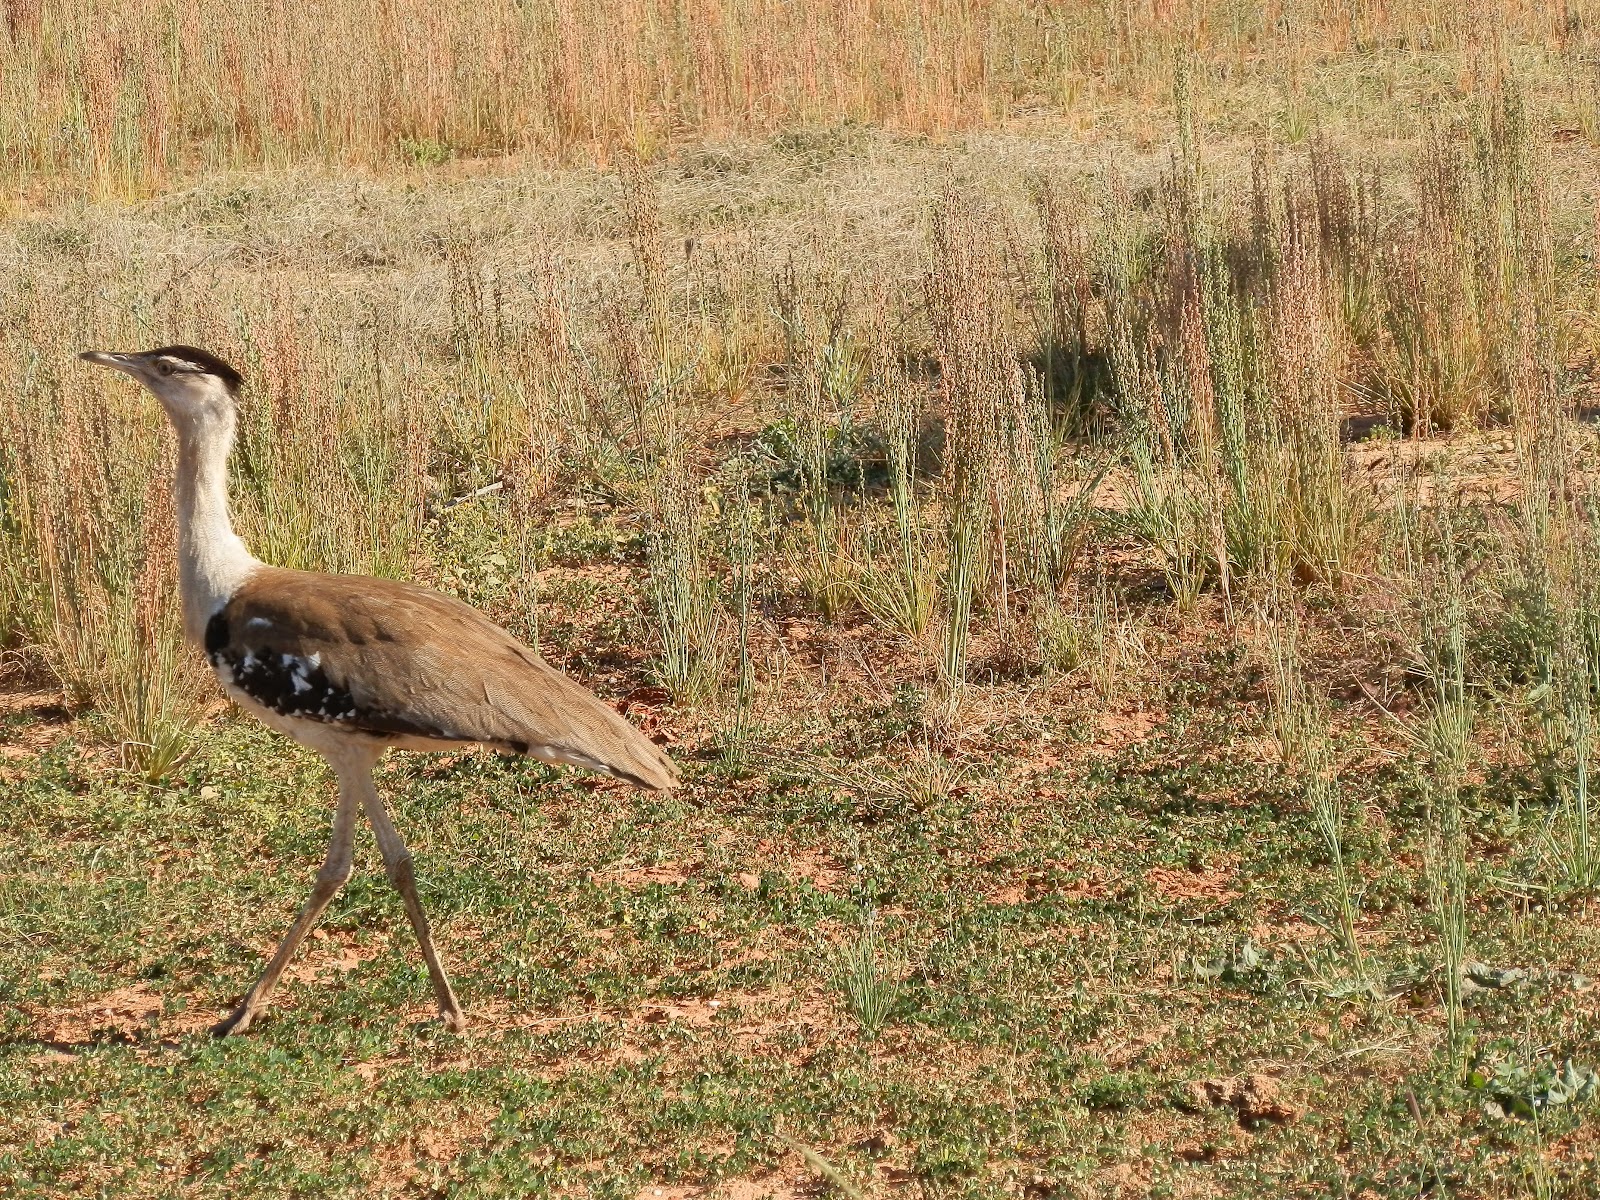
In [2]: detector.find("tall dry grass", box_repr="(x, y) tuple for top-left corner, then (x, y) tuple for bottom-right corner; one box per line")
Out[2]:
(0, 298), (209, 777)
(1100, 80), (1567, 612)
(3, 59), (1600, 776)
(0, 0), (1589, 192)
(0, 266), (441, 775)
(1374, 89), (1559, 433)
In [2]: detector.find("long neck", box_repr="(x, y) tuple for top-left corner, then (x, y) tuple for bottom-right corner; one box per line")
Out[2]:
(174, 410), (258, 644)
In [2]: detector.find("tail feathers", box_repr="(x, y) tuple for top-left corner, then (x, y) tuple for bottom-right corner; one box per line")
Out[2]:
(482, 672), (681, 791)
(605, 735), (681, 791)
(511, 731), (680, 791)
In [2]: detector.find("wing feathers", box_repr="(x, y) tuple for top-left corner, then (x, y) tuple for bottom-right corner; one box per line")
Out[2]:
(211, 568), (679, 790)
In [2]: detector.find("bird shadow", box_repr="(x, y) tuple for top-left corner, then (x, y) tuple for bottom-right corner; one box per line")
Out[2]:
(11, 982), (222, 1053)
(1, 1028), (196, 1054)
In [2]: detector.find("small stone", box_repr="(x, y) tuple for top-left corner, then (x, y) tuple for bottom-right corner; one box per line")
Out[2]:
(199, 786), (219, 799)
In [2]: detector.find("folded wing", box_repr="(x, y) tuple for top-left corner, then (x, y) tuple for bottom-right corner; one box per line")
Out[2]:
(205, 567), (679, 791)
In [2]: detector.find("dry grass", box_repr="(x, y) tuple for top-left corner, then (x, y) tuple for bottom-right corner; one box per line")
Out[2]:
(5, 13), (1600, 1191)
(4, 70), (1599, 765)
(0, 1), (1594, 194)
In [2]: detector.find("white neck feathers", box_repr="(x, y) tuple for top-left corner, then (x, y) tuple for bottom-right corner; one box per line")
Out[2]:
(173, 409), (259, 644)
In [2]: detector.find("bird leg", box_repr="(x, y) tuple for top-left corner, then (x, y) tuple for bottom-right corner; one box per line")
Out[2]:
(356, 772), (465, 1032)
(213, 775), (361, 1036)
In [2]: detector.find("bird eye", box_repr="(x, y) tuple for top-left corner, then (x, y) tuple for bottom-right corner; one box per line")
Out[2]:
(156, 360), (174, 376)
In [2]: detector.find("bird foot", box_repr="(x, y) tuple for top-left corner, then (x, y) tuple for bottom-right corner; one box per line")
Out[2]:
(211, 1004), (258, 1038)
(439, 1007), (467, 1034)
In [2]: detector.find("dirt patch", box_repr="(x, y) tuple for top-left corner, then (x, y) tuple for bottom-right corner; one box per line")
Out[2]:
(1092, 706), (1163, 756)
(1050, 866), (1127, 902)
(348, 1056), (408, 1084)
(31, 932), (386, 1047)
(636, 997), (733, 1028)
(752, 840), (849, 893)
(0, 688), (75, 768)
(635, 1173), (805, 1200)
(633, 989), (831, 1042)
(30, 982), (212, 1046)
(458, 988), (831, 1056)
(615, 685), (678, 747)
(1248, 918), (1323, 941)
(1186, 1074), (1301, 1127)
(33, 983), (162, 1044)
(986, 861), (1126, 906)
(0, 688), (67, 718)
(1146, 858), (1241, 906)
(283, 927), (380, 984)
(365, 1106), (496, 1191)
(605, 862), (695, 889)
(1344, 432), (1526, 507)
(1094, 1160), (1154, 1198)
(719, 1181), (803, 1200)
(788, 853), (849, 893)
(1088, 1023), (1174, 1071)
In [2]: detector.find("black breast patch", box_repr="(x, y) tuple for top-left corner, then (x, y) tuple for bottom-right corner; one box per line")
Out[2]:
(205, 609), (363, 724)
(211, 640), (362, 725)
(203, 610), (230, 657)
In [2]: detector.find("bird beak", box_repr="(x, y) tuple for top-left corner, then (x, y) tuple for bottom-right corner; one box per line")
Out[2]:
(78, 350), (148, 381)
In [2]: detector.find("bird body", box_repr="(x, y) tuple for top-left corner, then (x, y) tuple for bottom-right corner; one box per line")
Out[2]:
(79, 344), (678, 1034)
(206, 566), (677, 789)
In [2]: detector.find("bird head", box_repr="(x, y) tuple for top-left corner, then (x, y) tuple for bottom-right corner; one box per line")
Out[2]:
(78, 345), (242, 431)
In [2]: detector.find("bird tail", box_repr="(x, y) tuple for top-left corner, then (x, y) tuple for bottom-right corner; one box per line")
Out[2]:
(485, 669), (682, 791)
(573, 715), (680, 791)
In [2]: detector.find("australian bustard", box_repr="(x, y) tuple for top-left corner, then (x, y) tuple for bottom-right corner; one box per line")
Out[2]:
(79, 345), (679, 1036)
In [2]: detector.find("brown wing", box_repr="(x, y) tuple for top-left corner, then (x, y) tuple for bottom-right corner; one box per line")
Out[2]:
(205, 567), (679, 791)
